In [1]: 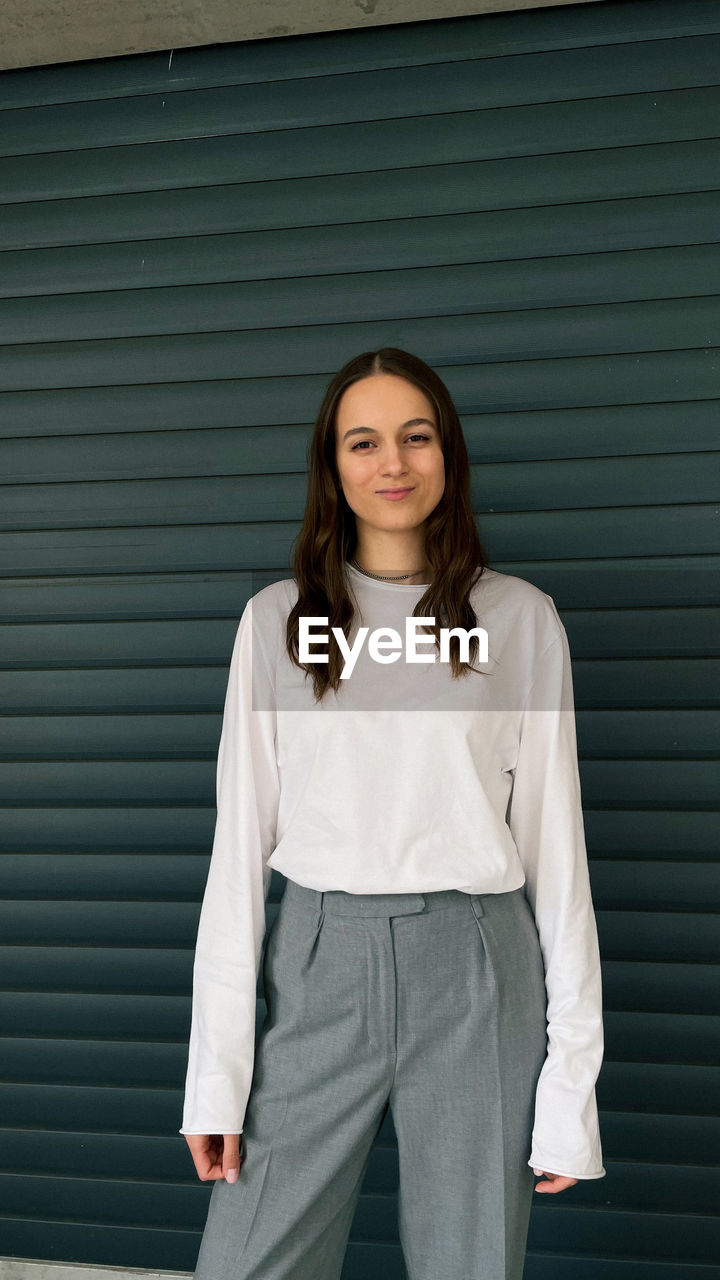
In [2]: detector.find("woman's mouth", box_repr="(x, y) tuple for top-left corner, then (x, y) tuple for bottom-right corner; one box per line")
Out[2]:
(376, 487), (415, 501)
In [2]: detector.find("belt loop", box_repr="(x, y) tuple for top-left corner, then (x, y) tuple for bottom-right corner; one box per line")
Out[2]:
(318, 890), (325, 928)
(470, 893), (485, 919)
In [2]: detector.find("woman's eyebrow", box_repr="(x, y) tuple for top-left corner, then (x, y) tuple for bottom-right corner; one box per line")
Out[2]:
(342, 418), (436, 442)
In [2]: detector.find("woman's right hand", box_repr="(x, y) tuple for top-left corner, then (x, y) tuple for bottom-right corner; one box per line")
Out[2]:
(184, 1132), (245, 1182)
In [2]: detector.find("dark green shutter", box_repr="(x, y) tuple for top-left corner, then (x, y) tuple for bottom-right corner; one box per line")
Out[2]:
(0, 0), (718, 1273)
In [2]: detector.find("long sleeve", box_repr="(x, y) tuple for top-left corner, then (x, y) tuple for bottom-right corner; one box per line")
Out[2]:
(179, 597), (280, 1135)
(507, 619), (606, 1180)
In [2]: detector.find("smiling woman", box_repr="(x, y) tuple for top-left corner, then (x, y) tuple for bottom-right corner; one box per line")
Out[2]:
(181, 347), (605, 1280)
(335, 377), (446, 583)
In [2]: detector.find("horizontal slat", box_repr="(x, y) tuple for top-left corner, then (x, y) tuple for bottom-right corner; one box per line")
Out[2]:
(0, 899), (717, 961)
(585, 810), (718, 858)
(0, 559), (717, 620)
(2, 709), (716, 759)
(2, 453), (718, 530)
(0, 854), (281, 898)
(580, 761), (718, 809)
(0, 808), (231, 853)
(0, 852), (716, 906)
(0, 901), (203, 944)
(0, 1082), (186, 1133)
(0, 1126), (715, 1206)
(597, 1061), (720, 1115)
(527, 1205), (720, 1266)
(0, 609), (716, 664)
(600, 1113), (720, 1165)
(5, 1000), (720, 1067)
(526, 1258), (720, 1280)
(604, 1011), (720, 1059)
(0, 1126), (394, 1192)
(0, 190), (718, 313)
(3, 305), (720, 392)
(0, 805), (715, 858)
(591, 861), (720, 910)
(2, 2), (718, 111)
(0, 619), (239, 663)
(0, 946), (194, 989)
(0, 991), (194, 1038)
(0, 1170), (718, 1270)
(0, 806), (233, 852)
(0, 520), (294, 576)
(0, 1130), (213, 1184)
(596, 917), (720, 964)
(0, 854), (715, 909)
(0, 1065), (716, 1139)
(577, 711), (720, 757)
(0, 1212), (208, 1273)
(2, 136), (720, 266)
(0, 1166), (206, 1232)
(0, 1212), (407, 1274)
(2, 1025), (718, 1092)
(2, 38), (719, 161)
(0, 714), (220, 756)
(601, 961), (720, 1013)
(0, 1118), (717, 1220)
(0, 507), (717, 576)
(0, 983), (712, 1064)
(0, 563), (702, 632)
(3, 873), (720, 962)
(1, 89), (719, 211)
(1, 397), (719, 483)
(0, 758), (717, 809)
(0, 667), (230, 711)
(507, 568), (720, 618)
(569, 582), (720, 643)
(0, 658), (718, 714)
(0, 1223), (712, 1280)
(0, 570), (266, 616)
(1, 942), (717, 1016)
(0, 1036), (191, 1085)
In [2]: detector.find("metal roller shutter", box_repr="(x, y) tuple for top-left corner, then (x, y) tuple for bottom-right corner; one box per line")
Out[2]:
(0, 0), (718, 1274)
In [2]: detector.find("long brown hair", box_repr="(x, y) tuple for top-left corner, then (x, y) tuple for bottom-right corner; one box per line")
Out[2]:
(286, 347), (490, 702)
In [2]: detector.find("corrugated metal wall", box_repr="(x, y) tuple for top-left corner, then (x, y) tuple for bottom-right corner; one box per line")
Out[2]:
(1, 0), (718, 1274)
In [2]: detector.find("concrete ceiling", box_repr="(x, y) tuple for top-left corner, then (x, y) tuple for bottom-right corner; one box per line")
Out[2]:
(1, 0), (604, 72)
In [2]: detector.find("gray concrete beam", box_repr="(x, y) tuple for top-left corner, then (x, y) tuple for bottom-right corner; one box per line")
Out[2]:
(1, 0), (605, 72)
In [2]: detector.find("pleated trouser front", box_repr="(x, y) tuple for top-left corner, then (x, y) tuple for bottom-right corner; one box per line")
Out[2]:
(192, 876), (549, 1280)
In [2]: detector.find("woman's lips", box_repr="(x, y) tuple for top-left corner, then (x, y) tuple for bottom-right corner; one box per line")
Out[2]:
(377, 487), (415, 500)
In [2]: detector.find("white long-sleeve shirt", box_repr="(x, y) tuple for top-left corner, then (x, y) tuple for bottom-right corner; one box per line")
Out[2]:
(179, 562), (606, 1181)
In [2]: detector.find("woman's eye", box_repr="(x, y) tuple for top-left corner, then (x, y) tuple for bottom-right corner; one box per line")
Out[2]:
(350, 435), (430, 451)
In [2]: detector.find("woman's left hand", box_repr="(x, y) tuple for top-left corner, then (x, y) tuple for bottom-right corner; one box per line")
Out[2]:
(532, 1167), (578, 1194)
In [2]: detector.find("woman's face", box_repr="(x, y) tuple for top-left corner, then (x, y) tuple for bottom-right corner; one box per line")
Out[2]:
(334, 373), (446, 539)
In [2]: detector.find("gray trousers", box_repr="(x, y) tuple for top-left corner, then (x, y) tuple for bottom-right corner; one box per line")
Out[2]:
(192, 877), (549, 1280)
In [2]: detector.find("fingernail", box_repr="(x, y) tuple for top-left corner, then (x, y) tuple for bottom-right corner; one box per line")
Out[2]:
(226, 1168), (238, 1183)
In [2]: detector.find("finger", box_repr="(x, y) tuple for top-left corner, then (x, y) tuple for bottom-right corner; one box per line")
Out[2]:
(223, 1133), (242, 1184)
(536, 1174), (577, 1194)
(196, 1142), (223, 1181)
(195, 1155), (216, 1180)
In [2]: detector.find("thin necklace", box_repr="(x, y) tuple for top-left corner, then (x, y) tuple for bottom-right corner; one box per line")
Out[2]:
(350, 557), (426, 582)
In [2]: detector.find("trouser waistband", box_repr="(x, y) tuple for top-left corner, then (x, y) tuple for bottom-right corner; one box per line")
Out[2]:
(282, 875), (489, 917)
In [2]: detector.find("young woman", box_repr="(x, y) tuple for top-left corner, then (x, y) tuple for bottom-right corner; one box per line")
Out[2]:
(180, 347), (606, 1280)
